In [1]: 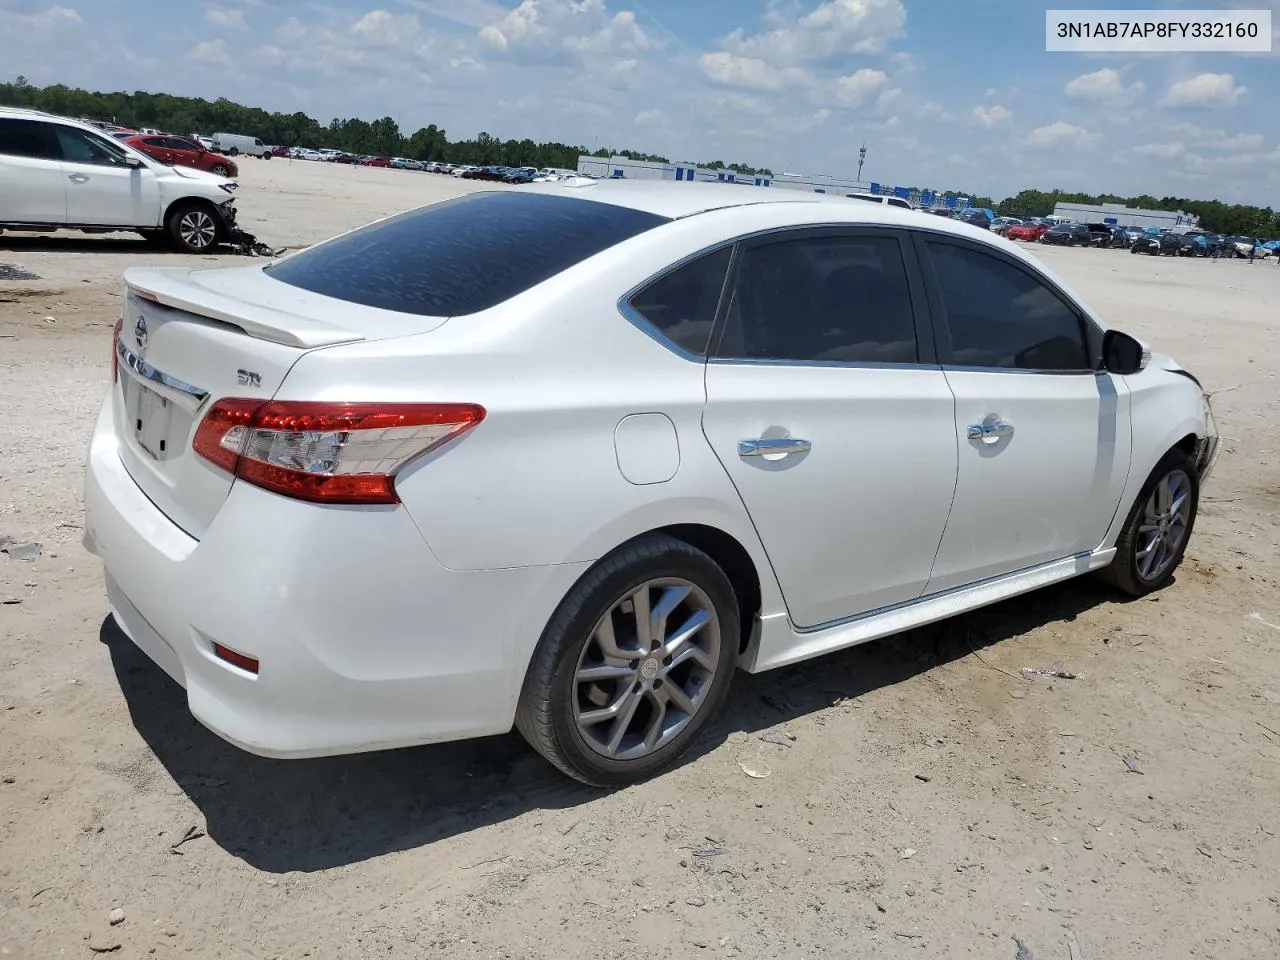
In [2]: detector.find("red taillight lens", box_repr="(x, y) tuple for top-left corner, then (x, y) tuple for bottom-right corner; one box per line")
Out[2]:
(192, 400), (485, 505)
(112, 318), (123, 382)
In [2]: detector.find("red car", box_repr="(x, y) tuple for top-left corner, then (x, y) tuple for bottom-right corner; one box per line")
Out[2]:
(122, 135), (238, 178)
(1006, 223), (1049, 242)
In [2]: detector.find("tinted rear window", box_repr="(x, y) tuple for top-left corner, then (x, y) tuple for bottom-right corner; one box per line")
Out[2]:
(264, 191), (670, 316)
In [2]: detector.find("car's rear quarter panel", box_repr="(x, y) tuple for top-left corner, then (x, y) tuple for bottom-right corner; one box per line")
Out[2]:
(275, 211), (790, 617)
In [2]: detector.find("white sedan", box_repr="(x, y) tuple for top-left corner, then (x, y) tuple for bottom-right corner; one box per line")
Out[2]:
(83, 181), (1219, 785)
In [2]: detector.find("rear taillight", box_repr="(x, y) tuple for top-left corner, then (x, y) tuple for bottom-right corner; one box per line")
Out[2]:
(112, 318), (123, 382)
(192, 400), (485, 504)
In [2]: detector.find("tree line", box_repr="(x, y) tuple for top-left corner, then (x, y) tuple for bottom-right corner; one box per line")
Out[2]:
(4, 79), (1274, 235)
(0, 78), (772, 176)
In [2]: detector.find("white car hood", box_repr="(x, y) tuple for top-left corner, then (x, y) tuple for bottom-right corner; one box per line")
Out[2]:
(167, 164), (234, 187)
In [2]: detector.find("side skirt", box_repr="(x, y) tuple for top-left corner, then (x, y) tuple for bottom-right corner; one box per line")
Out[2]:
(740, 549), (1116, 673)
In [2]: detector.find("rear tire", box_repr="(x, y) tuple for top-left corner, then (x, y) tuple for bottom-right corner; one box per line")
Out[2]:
(165, 201), (221, 254)
(515, 535), (740, 787)
(228, 147), (239, 157)
(1099, 450), (1199, 597)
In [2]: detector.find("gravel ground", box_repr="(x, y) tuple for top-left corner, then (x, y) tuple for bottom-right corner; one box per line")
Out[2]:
(2, 159), (1279, 960)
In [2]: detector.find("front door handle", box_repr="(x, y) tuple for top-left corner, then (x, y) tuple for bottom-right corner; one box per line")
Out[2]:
(967, 418), (1015, 444)
(738, 437), (812, 458)
(68, 174), (89, 183)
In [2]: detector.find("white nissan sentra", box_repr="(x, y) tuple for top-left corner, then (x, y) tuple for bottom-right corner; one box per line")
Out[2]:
(84, 181), (1219, 785)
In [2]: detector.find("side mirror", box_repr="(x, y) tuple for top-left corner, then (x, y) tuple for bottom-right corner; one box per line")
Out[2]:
(124, 156), (144, 169)
(1103, 329), (1149, 375)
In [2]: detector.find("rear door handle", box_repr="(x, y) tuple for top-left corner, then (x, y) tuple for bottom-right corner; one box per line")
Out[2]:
(68, 174), (89, 183)
(967, 418), (1014, 444)
(738, 437), (812, 458)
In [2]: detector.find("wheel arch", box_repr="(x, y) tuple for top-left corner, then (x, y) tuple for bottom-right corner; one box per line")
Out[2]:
(653, 523), (762, 655)
(163, 197), (229, 241)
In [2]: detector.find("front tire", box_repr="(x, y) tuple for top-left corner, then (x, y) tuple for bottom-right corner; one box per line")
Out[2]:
(515, 535), (740, 787)
(165, 202), (221, 253)
(1099, 450), (1199, 596)
(210, 163), (231, 177)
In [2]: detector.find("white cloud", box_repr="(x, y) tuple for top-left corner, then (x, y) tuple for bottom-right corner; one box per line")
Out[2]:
(3, 4), (81, 27)
(1133, 142), (1185, 158)
(971, 104), (1012, 128)
(1171, 123), (1265, 150)
(480, 0), (653, 61)
(716, 0), (906, 66)
(874, 87), (902, 114)
(400, 0), (508, 30)
(1026, 121), (1101, 150)
(189, 38), (231, 66)
(833, 67), (887, 105)
(205, 6), (246, 29)
(634, 108), (661, 124)
(1219, 132), (1265, 150)
(1162, 73), (1246, 109)
(917, 101), (954, 121)
(1064, 67), (1144, 104)
(699, 52), (812, 91)
(351, 10), (422, 44)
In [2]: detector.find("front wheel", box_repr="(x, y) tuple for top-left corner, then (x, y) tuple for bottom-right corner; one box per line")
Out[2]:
(1099, 450), (1199, 596)
(516, 535), (740, 786)
(165, 202), (221, 253)
(210, 163), (231, 177)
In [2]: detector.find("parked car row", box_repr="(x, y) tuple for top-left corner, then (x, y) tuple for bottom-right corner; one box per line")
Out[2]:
(995, 215), (1277, 260)
(279, 148), (585, 183)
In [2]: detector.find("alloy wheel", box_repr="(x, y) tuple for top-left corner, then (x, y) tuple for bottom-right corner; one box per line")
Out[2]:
(1136, 469), (1191, 581)
(179, 210), (217, 250)
(573, 578), (721, 761)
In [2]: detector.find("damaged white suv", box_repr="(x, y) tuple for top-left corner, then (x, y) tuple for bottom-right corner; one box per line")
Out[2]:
(0, 107), (238, 253)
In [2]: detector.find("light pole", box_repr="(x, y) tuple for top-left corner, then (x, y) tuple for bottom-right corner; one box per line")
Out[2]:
(857, 144), (867, 182)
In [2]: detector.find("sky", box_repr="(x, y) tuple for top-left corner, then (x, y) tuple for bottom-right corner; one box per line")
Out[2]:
(2, 0), (1278, 205)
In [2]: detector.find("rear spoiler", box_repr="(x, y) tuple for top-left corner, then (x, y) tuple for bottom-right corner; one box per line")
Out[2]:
(124, 266), (365, 350)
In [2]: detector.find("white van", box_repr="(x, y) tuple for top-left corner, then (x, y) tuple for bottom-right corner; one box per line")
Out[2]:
(211, 132), (270, 158)
(844, 191), (912, 210)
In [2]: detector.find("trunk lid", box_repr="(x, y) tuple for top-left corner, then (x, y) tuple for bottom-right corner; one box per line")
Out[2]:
(115, 266), (448, 538)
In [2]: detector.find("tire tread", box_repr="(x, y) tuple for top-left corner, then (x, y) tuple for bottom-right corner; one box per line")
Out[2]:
(515, 534), (735, 786)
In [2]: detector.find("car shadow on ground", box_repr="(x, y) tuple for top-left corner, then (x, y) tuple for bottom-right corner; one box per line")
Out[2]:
(101, 575), (1131, 874)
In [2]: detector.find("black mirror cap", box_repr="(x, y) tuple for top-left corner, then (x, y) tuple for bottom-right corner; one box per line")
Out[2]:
(1103, 329), (1147, 375)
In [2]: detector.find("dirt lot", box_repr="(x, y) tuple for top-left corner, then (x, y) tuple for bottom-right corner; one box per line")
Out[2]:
(2, 160), (1279, 960)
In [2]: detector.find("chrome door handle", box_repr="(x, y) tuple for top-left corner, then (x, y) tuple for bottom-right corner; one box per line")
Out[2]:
(967, 419), (1015, 444)
(68, 174), (89, 183)
(738, 437), (812, 458)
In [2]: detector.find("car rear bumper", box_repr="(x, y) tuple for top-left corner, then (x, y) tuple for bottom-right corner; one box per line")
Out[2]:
(83, 393), (589, 758)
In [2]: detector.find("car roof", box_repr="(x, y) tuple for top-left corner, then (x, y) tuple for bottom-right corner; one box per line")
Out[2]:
(517, 178), (943, 226)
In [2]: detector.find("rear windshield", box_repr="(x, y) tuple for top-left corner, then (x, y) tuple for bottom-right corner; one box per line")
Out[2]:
(265, 192), (669, 316)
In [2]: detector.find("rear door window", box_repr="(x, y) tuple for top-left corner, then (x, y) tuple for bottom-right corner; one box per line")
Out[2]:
(0, 118), (60, 160)
(265, 192), (670, 316)
(715, 232), (920, 364)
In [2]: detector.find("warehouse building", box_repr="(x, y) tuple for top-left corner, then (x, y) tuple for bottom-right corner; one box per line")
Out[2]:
(575, 155), (973, 209)
(1052, 201), (1198, 230)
